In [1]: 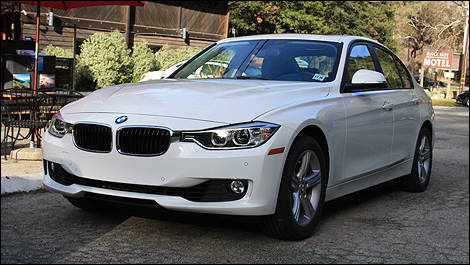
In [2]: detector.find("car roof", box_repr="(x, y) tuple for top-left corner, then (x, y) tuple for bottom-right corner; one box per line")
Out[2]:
(218, 34), (384, 47)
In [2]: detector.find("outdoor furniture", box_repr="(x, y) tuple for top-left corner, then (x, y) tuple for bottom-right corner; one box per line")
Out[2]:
(1, 88), (83, 159)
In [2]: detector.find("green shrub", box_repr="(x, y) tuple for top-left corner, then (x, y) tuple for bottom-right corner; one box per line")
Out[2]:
(156, 45), (202, 70)
(42, 44), (74, 58)
(74, 63), (96, 91)
(131, 41), (158, 82)
(43, 35), (203, 90)
(78, 30), (132, 89)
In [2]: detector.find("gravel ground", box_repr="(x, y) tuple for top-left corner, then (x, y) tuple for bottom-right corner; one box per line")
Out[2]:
(1, 107), (468, 264)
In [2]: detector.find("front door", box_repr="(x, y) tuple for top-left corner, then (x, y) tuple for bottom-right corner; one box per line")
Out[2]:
(339, 43), (394, 183)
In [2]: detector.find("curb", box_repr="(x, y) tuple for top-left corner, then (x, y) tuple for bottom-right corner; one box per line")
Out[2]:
(1, 173), (45, 195)
(10, 148), (42, 161)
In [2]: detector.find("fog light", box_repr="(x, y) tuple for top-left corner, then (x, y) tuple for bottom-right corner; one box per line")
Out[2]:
(230, 180), (245, 194)
(48, 161), (57, 177)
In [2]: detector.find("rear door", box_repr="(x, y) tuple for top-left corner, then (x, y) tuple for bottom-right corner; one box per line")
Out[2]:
(372, 46), (420, 163)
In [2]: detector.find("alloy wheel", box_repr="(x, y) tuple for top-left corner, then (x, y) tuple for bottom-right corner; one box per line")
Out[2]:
(417, 135), (431, 183)
(291, 150), (322, 226)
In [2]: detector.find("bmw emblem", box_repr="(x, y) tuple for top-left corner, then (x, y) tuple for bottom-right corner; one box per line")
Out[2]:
(115, 115), (128, 124)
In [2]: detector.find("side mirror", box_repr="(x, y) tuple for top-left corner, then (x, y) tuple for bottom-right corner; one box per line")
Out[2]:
(344, 69), (388, 92)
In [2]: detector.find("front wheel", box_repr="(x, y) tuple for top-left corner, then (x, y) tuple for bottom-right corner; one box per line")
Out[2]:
(263, 135), (327, 240)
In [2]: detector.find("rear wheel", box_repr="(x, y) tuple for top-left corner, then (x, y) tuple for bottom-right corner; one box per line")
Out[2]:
(464, 97), (469, 108)
(263, 135), (327, 240)
(400, 127), (432, 192)
(64, 196), (105, 211)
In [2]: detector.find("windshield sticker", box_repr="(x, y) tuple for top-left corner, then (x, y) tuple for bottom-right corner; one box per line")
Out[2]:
(312, 73), (326, 81)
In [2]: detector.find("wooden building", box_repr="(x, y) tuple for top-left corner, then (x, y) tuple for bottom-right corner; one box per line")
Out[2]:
(2, 1), (229, 53)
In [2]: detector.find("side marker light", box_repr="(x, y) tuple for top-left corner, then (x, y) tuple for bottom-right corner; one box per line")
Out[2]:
(268, 147), (285, 155)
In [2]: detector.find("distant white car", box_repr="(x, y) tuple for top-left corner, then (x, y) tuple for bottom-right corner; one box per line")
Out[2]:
(43, 34), (434, 240)
(139, 60), (187, 81)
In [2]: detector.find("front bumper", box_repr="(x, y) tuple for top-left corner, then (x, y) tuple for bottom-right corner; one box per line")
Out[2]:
(42, 114), (290, 215)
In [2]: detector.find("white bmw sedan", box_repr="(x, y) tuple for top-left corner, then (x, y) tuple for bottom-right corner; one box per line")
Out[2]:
(42, 34), (434, 240)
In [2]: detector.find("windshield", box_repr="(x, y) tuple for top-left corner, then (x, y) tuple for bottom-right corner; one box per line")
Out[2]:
(172, 39), (342, 82)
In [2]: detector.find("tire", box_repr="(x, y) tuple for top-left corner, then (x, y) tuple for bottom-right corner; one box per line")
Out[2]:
(263, 135), (327, 241)
(400, 127), (433, 192)
(464, 97), (469, 108)
(64, 195), (105, 211)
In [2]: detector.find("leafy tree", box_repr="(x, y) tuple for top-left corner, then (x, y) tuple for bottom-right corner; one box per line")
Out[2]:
(229, 1), (397, 50)
(322, 1), (398, 51)
(229, 1), (278, 35)
(274, 2), (329, 34)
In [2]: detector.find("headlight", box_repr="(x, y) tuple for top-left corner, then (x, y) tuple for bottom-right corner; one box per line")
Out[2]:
(48, 112), (73, 138)
(180, 122), (280, 149)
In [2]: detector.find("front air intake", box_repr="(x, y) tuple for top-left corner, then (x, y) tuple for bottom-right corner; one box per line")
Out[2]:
(46, 161), (248, 202)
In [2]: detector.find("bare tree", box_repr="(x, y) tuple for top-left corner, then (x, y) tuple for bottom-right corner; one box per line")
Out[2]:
(395, 1), (467, 76)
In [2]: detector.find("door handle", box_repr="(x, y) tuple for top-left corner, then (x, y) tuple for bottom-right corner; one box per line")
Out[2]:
(411, 97), (420, 105)
(382, 101), (393, 111)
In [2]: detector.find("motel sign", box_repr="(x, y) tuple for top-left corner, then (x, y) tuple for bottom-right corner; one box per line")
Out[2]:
(422, 50), (453, 70)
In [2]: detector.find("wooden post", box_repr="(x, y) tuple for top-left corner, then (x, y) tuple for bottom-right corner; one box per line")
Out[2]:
(460, 7), (469, 92)
(446, 70), (452, 99)
(420, 64), (425, 88)
(225, 11), (230, 38)
(178, 6), (182, 30)
(71, 24), (76, 93)
(125, 6), (131, 49)
(460, 18), (469, 92)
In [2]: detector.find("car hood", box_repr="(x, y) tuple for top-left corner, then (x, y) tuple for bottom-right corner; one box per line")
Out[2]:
(62, 79), (331, 124)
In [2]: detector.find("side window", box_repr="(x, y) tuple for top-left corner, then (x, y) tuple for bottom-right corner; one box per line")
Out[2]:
(347, 44), (376, 82)
(373, 47), (402, 88)
(395, 60), (413, 88)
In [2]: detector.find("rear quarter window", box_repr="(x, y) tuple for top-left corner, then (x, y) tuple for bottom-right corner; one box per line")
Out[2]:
(395, 59), (413, 88)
